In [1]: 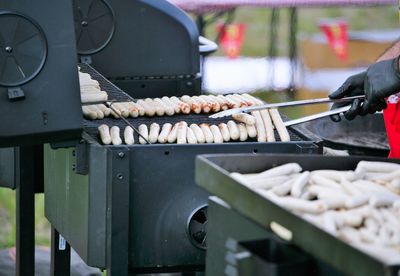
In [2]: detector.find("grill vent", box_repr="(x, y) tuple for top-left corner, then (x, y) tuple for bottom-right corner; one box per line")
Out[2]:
(187, 205), (207, 250)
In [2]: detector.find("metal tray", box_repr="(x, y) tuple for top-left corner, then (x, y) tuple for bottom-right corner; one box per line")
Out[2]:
(195, 153), (400, 276)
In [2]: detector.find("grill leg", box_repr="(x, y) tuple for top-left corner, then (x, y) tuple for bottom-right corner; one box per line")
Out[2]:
(51, 227), (71, 276)
(107, 149), (130, 276)
(15, 146), (35, 276)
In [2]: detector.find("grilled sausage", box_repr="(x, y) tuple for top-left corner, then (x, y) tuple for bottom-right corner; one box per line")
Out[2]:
(237, 123), (248, 141)
(193, 96), (211, 113)
(181, 95), (201, 114)
(124, 126), (134, 145)
(110, 126), (122, 145)
(200, 95), (220, 112)
(98, 124), (112, 145)
(186, 126), (197, 144)
(123, 102), (139, 118)
(190, 124), (206, 143)
(232, 113), (256, 125)
(177, 121), (188, 144)
(154, 98), (174, 116)
(136, 100), (156, 117)
(167, 123), (179, 143)
(218, 123), (231, 142)
(96, 104), (111, 117)
(82, 106), (98, 120)
(227, 120), (240, 140)
(252, 111), (266, 142)
(170, 96), (191, 114)
(138, 124), (149, 144)
(149, 123), (161, 144)
(210, 95), (229, 110)
(269, 108), (290, 142)
(260, 110), (275, 142)
(200, 123), (214, 143)
(162, 96), (180, 114)
(146, 98), (164, 116)
(246, 124), (257, 138)
(158, 123), (173, 144)
(210, 125), (224, 143)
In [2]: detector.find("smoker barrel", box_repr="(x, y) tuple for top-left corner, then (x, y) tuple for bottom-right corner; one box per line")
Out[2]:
(301, 113), (389, 156)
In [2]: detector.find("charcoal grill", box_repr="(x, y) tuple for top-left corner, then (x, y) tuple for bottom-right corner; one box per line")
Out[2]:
(72, 0), (203, 98)
(44, 64), (322, 275)
(196, 153), (400, 276)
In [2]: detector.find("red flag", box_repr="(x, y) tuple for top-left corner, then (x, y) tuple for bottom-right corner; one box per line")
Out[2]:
(319, 20), (348, 61)
(217, 23), (246, 59)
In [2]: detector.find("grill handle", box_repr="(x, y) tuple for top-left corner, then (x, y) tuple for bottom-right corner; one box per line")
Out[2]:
(199, 36), (218, 55)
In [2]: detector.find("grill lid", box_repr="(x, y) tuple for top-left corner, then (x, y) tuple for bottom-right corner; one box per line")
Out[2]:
(0, 0), (82, 147)
(73, 0), (115, 55)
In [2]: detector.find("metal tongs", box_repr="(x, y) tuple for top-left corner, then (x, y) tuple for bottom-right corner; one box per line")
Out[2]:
(209, 95), (365, 127)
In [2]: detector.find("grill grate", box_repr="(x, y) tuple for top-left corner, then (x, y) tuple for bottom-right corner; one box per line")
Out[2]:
(79, 63), (309, 144)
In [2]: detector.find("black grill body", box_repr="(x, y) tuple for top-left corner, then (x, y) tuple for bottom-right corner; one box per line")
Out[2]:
(0, 0), (82, 147)
(73, 0), (201, 98)
(44, 65), (322, 273)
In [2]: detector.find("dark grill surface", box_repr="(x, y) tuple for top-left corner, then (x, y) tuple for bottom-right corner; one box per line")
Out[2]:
(79, 63), (310, 145)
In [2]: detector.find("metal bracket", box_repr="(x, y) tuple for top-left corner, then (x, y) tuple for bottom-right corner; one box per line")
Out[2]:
(296, 144), (320, 154)
(74, 140), (89, 175)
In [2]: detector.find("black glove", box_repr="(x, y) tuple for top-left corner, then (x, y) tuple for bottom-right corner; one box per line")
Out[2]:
(329, 72), (365, 121)
(329, 56), (400, 121)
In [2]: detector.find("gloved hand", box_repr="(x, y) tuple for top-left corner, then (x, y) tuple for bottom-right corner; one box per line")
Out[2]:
(329, 56), (400, 121)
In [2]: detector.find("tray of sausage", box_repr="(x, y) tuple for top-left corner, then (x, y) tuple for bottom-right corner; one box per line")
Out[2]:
(196, 154), (400, 276)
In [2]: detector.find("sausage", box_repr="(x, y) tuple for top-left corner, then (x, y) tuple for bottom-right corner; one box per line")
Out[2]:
(87, 105), (104, 119)
(138, 124), (149, 144)
(290, 171), (310, 197)
(272, 179), (295, 196)
(131, 101), (145, 116)
(224, 94), (241, 108)
(96, 104), (111, 117)
(260, 110), (275, 142)
(158, 123), (173, 144)
(136, 100), (155, 117)
(216, 95), (233, 109)
(209, 95), (229, 110)
(252, 111), (266, 142)
(181, 95), (201, 114)
(162, 96), (180, 114)
(200, 123), (214, 143)
(237, 123), (248, 141)
(246, 124), (257, 138)
(177, 121), (188, 144)
(170, 96), (191, 114)
(190, 124), (206, 143)
(81, 92), (108, 103)
(231, 94), (249, 107)
(186, 127), (197, 144)
(235, 93), (255, 106)
(257, 163), (302, 178)
(110, 126), (122, 145)
(124, 126), (135, 145)
(232, 113), (256, 125)
(210, 125), (224, 143)
(269, 108), (290, 142)
(218, 123), (231, 142)
(227, 120), (240, 140)
(146, 98), (164, 116)
(149, 123), (161, 143)
(356, 161), (400, 173)
(200, 95), (220, 112)
(193, 96), (211, 113)
(111, 103), (129, 118)
(124, 102), (140, 118)
(154, 98), (174, 116)
(167, 123), (179, 143)
(98, 124), (112, 145)
(82, 106), (98, 120)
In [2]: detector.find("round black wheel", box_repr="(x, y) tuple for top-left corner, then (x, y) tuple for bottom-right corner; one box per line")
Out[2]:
(0, 12), (47, 87)
(73, 0), (115, 55)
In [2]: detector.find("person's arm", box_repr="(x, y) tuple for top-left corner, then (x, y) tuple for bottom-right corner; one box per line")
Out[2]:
(377, 39), (400, 62)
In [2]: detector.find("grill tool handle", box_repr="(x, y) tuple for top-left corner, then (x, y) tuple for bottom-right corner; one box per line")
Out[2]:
(284, 106), (351, 127)
(199, 36), (218, 55)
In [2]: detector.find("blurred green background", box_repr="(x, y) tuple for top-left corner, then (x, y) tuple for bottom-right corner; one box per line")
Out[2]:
(0, 3), (398, 258)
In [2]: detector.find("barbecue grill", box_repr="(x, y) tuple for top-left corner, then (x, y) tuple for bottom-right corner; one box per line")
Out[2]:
(196, 154), (400, 276)
(44, 64), (322, 274)
(72, 0), (204, 98)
